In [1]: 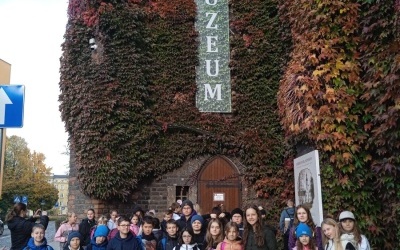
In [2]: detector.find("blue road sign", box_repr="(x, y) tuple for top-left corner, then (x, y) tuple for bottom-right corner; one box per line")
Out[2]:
(13, 196), (21, 203)
(21, 196), (28, 205)
(0, 85), (25, 128)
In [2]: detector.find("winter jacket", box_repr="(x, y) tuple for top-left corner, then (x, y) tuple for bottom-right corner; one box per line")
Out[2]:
(244, 226), (277, 250)
(130, 224), (140, 236)
(172, 244), (198, 250)
(137, 233), (158, 250)
(79, 218), (97, 246)
(216, 239), (242, 250)
(8, 215), (49, 250)
(157, 235), (179, 250)
(107, 232), (141, 250)
(340, 234), (370, 250)
(107, 219), (118, 231)
(192, 232), (206, 250)
(54, 222), (79, 249)
(22, 237), (54, 250)
(289, 225), (323, 250)
(87, 235), (109, 250)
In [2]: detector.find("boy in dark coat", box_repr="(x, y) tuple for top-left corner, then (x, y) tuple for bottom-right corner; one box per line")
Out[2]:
(107, 217), (140, 250)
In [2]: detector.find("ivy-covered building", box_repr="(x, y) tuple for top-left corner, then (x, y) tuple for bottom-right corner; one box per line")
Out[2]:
(60, 0), (399, 248)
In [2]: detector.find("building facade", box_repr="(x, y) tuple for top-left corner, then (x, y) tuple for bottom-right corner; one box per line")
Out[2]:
(49, 174), (69, 215)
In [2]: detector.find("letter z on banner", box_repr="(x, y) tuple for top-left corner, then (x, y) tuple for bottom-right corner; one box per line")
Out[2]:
(195, 0), (231, 113)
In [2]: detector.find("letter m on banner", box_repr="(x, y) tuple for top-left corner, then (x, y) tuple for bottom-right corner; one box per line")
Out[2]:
(195, 0), (231, 113)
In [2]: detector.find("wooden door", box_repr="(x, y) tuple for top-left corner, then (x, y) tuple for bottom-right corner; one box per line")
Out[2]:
(198, 156), (241, 214)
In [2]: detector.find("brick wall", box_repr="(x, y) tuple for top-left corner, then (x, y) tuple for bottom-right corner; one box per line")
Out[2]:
(68, 152), (253, 221)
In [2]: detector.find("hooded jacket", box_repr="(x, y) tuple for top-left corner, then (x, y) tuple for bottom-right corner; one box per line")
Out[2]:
(23, 237), (53, 250)
(106, 231), (140, 250)
(8, 215), (49, 250)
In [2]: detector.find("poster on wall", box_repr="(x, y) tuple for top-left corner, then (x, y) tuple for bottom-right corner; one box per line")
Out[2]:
(294, 150), (323, 226)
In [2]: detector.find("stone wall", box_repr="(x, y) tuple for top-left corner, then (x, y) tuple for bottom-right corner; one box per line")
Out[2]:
(68, 152), (254, 220)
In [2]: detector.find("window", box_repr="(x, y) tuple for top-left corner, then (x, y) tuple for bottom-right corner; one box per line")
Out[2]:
(176, 186), (190, 201)
(60, 193), (63, 198)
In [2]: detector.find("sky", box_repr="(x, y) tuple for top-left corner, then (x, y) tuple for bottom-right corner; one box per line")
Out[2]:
(0, 0), (70, 175)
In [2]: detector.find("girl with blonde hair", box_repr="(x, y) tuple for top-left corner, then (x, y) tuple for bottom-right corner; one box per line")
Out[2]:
(55, 212), (79, 249)
(321, 218), (342, 250)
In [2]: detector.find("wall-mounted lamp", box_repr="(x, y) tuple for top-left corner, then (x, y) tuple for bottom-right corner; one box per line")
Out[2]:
(89, 38), (97, 51)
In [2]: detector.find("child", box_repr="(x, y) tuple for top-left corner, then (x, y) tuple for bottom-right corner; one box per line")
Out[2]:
(215, 222), (242, 250)
(157, 219), (179, 250)
(63, 231), (84, 250)
(161, 210), (173, 234)
(321, 218), (342, 250)
(294, 223), (318, 250)
(338, 211), (370, 250)
(54, 212), (79, 249)
(288, 205), (322, 250)
(205, 219), (224, 250)
(130, 214), (140, 236)
(23, 224), (54, 250)
(87, 225), (109, 250)
(242, 205), (277, 250)
(90, 215), (109, 239)
(170, 203), (181, 221)
(107, 210), (119, 231)
(138, 216), (158, 250)
(173, 228), (198, 250)
(107, 216), (140, 250)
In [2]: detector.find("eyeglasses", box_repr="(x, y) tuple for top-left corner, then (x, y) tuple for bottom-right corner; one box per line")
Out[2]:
(119, 224), (130, 227)
(182, 235), (192, 238)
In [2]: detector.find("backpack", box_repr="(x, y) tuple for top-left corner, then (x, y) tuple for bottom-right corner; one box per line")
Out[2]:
(284, 209), (294, 236)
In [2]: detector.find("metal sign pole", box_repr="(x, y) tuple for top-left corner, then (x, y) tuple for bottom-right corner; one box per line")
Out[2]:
(0, 128), (6, 199)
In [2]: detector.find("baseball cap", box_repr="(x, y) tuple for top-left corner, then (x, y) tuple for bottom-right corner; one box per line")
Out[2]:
(339, 211), (355, 221)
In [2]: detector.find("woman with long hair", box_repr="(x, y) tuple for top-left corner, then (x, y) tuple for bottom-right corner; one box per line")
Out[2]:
(55, 212), (79, 249)
(288, 205), (323, 250)
(242, 204), (277, 250)
(6, 202), (49, 250)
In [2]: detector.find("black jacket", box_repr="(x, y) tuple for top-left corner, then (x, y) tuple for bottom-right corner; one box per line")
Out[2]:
(8, 215), (49, 250)
(79, 218), (97, 246)
(245, 226), (277, 250)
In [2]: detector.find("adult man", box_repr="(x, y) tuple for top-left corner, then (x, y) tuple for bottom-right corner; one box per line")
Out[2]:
(279, 199), (295, 250)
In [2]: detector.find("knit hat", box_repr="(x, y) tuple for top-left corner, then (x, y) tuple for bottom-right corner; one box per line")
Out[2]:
(339, 211), (355, 221)
(67, 231), (82, 245)
(231, 208), (243, 217)
(295, 223), (312, 239)
(191, 215), (204, 225)
(181, 200), (194, 210)
(94, 225), (109, 238)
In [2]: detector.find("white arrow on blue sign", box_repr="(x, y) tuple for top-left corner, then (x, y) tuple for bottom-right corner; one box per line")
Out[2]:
(13, 196), (21, 203)
(0, 85), (25, 128)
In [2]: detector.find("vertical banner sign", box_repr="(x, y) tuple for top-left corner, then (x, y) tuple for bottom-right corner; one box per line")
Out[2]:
(195, 0), (231, 112)
(293, 150), (324, 227)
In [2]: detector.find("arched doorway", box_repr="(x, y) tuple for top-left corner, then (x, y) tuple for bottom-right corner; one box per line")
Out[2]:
(198, 156), (241, 214)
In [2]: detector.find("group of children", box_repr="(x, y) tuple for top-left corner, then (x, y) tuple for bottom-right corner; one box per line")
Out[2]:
(285, 204), (371, 250)
(23, 201), (370, 250)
